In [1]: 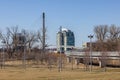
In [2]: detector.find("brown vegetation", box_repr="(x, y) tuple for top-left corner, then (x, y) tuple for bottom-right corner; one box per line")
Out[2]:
(0, 62), (120, 80)
(93, 25), (120, 51)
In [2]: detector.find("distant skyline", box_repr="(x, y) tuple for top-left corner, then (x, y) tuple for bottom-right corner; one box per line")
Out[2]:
(0, 0), (120, 47)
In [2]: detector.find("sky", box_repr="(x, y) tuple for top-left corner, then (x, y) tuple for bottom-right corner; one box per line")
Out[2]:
(0, 0), (120, 48)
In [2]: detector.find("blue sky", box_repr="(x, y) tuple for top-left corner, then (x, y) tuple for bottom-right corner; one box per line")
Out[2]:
(0, 0), (120, 47)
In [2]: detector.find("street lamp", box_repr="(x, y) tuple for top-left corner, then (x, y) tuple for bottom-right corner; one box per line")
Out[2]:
(1, 40), (6, 69)
(88, 35), (93, 72)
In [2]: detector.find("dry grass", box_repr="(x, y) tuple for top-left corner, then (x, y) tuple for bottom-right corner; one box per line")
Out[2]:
(0, 64), (120, 80)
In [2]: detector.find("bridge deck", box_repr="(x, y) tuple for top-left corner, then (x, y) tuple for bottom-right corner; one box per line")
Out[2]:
(65, 51), (120, 59)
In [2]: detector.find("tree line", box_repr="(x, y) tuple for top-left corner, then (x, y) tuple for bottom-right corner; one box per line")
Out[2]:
(0, 26), (46, 59)
(83, 24), (120, 71)
(93, 24), (120, 51)
(0, 26), (67, 70)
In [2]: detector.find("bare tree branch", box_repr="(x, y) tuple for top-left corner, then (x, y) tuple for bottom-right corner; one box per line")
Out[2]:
(108, 24), (120, 41)
(94, 25), (108, 42)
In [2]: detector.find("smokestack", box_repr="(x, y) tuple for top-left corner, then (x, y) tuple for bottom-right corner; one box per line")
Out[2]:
(42, 12), (45, 52)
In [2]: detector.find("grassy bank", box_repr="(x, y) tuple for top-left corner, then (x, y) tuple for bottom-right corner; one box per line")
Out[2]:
(0, 64), (120, 80)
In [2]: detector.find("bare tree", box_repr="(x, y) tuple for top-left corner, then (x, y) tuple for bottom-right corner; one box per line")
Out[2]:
(7, 26), (19, 48)
(93, 25), (120, 51)
(83, 51), (90, 71)
(100, 51), (108, 72)
(7, 26), (19, 56)
(94, 25), (108, 42)
(0, 29), (13, 59)
(37, 27), (47, 63)
(37, 30), (43, 48)
(108, 25), (120, 41)
(22, 30), (38, 55)
(0, 26), (20, 68)
(107, 25), (120, 51)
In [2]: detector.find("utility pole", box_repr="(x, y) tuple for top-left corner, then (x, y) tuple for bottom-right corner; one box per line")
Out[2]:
(58, 26), (62, 72)
(22, 34), (26, 69)
(3, 45), (5, 69)
(1, 41), (6, 69)
(88, 35), (93, 72)
(23, 42), (26, 69)
(1, 46), (5, 69)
